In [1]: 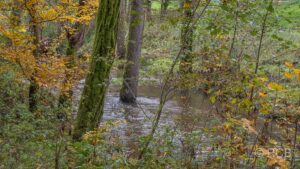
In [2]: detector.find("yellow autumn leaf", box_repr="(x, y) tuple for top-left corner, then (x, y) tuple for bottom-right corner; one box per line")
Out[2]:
(291, 69), (300, 81)
(183, 1), (192, 9)
(216, 34), (225, 39)
(268, 82), (284, 91)
(18, 27), (27, 33)
(259, 147), (289, 169)
(293, 68), (300, 74)
(267, 156), (289, 169)
(285, 62), (293, 68)
(269, 139), (278, 145)
(258, 77), (268, 82)
(284, 72), (292, 79)
(259, 92), (267, 97)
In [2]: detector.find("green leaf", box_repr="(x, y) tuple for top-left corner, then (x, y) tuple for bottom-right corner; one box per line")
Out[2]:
(267, 4), (274, 13)
(210, 96), (216, 104)
(250, 30), (258, 36)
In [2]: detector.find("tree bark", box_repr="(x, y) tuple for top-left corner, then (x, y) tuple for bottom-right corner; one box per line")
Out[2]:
(145, 0), (152, 21)
(120, 0), (144, 103)
(116, 0), (127, 60)
(73, 0), (120, 140)
(28, 3), (42, 112)
(127, 0), (132, 22)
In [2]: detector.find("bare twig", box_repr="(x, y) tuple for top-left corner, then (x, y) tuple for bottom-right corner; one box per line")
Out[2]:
(249, 0), (273, 105)
(228, 0), (239, 57)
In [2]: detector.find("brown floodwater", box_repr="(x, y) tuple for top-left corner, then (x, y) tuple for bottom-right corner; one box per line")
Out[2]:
(72, 78), (300, 165)
(73, 78), (214, 147)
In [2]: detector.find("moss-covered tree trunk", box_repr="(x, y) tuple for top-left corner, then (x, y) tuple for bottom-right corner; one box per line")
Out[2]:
(120, 0), (144, 103)
(28, 4), (42, 112)
(73, 0), (120, 140)
(180, 0), (193, 75)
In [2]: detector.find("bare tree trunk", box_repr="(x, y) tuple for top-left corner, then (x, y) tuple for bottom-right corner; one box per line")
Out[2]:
(249, 0), (272, 102)
(145, 0), (152, 21)
(116, 0), (127, 60)
(160, 0), (170, 19)
(249, 0), (273, 122)
(228, 0), (239, 58)
(120, 0), (145, 103)
(73, 0), (120, 140)
(127, 0), (132, 22)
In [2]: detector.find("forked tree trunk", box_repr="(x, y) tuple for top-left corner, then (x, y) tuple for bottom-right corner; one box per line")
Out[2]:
(73, 0), (120, 140)
(120, 0), (144, 103)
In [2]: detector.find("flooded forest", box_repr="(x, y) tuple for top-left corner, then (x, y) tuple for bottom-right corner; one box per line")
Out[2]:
(1, 0), (300, 168)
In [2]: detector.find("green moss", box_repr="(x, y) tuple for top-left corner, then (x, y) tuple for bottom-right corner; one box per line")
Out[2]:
(73, 0), (120, 140)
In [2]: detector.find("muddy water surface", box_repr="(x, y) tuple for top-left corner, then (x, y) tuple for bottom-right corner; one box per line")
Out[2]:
(73, 79), (214, 146)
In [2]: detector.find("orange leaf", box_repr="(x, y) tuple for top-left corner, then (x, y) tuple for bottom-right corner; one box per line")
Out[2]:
(285, 62), (293, 68)
(284, 72), (292, 79)
(259, 92), (267, 97)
